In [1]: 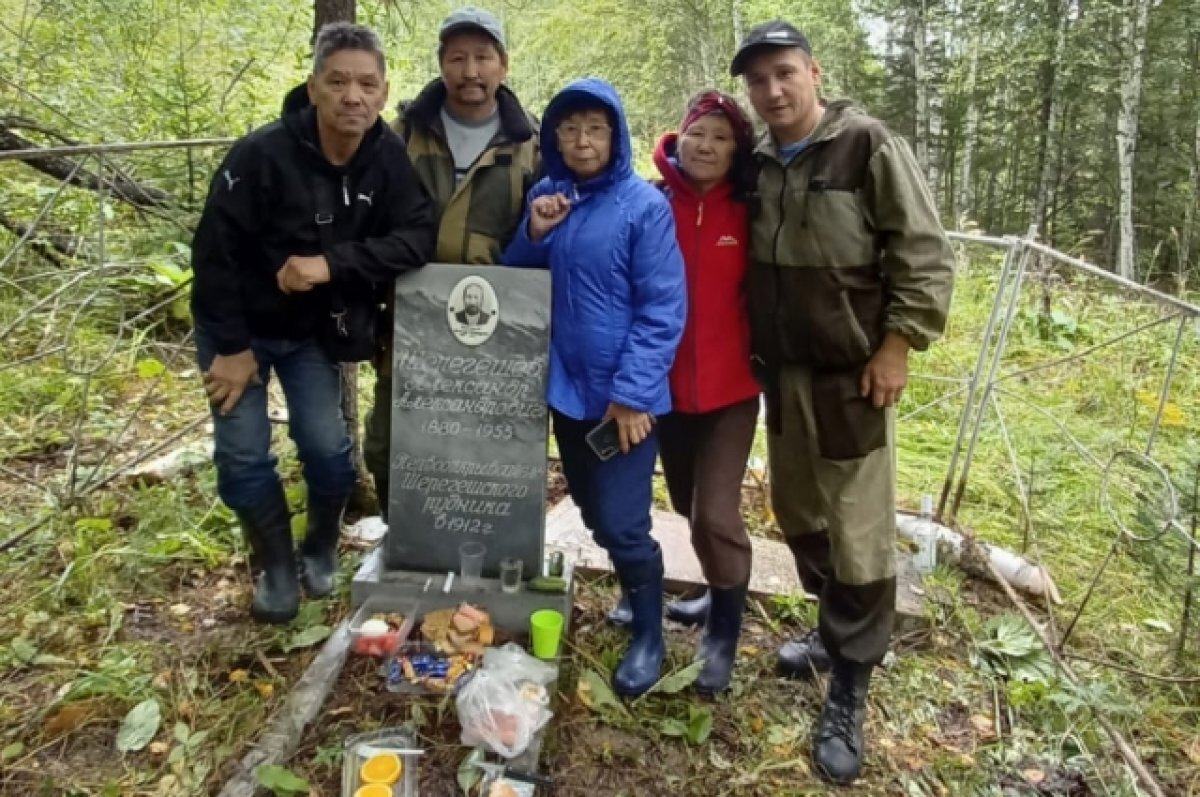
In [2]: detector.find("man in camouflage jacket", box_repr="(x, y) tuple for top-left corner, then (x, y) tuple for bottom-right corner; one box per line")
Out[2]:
(733, 21), (955, 786)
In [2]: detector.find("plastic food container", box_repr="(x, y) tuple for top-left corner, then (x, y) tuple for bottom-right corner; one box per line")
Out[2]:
(349, 596), (407, 658)
(341, 728), (422, 797)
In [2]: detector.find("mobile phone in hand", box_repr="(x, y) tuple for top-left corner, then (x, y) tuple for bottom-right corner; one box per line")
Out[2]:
(585, 417), (621, 461)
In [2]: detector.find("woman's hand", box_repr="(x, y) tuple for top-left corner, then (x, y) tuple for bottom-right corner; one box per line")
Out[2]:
(604, 402), (654, 453)
(529, 193), (571, 242)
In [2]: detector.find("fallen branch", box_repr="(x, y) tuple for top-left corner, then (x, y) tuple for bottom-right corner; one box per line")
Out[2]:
(0, 208), (78, 266)
(0, 123), (171, 208)
(896, 512), (1062, 604)
(1061, 650), (1200, 685)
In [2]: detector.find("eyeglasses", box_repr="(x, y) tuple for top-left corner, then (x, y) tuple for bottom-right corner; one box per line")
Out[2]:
(556, 122), (611, 143)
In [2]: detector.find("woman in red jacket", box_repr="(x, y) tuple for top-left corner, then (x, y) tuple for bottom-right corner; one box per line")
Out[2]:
(623, 90), (760, 694)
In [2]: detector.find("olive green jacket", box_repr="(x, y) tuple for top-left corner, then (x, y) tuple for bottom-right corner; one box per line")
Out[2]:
(749, 99), (955, 373)
(394, 80), (540, 265)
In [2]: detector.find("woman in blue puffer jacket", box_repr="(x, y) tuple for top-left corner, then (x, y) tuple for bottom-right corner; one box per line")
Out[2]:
(504, 77), (686, 697)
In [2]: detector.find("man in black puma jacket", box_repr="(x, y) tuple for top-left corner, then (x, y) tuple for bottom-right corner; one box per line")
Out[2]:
(190, 22), (435, 624)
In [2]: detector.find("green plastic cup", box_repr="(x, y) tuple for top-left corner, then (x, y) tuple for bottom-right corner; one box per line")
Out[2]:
(529, 609), (565, 660)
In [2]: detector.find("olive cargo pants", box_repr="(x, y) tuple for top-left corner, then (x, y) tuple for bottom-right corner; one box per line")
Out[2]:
(767, 365), (896, 666)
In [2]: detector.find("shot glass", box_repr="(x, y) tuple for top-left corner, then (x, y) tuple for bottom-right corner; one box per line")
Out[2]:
(499, 557), (523, 594)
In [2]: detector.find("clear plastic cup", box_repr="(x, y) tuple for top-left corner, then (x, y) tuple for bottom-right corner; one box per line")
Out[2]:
(458, 541), (486, 588)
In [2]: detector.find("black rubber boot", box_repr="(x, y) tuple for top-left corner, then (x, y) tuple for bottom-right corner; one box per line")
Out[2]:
(612, 551), (665, 697)
(666, 588), (711, 626)
(299, 492), (346, 597)
(236, 486), (299, 625)
(694, 583), (748, 694)
(608, 592), (633, 627)
(813, 659), (873, 785)
(777, 628), (833, 679)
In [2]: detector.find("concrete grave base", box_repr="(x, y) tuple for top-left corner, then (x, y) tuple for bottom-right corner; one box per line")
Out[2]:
(543, 497), (926, 628)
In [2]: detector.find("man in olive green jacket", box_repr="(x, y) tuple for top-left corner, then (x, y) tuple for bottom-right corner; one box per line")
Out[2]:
(364, 7), (539, 514)
(733, 21), (954, 786)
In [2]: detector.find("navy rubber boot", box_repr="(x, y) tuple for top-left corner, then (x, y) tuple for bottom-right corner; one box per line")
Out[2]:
(607, 592), (633, 626)
(666, 589), (711, 626)
(612, 552), (665, 697)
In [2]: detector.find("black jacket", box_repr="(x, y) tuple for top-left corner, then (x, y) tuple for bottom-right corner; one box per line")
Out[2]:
(191, 84), (436, 355)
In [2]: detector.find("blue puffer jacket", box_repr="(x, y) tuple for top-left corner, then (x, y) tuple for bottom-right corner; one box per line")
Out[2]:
(503, 78), (686, 420)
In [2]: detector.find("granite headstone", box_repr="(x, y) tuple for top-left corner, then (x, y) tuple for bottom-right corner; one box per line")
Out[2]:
(384, 263), (550, 577)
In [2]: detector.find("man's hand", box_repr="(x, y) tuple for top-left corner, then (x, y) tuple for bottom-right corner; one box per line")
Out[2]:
(529, 194), (571, 242)
(276, 255), (331, 294)
(604, 402), (654, 454)
(203, 349), (260, 416)
(860, 331), (911, 409)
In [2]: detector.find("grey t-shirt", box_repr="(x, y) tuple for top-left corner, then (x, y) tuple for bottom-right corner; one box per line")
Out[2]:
(441, 107), (501, 184)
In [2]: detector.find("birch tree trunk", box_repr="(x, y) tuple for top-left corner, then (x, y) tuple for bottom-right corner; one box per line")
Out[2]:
(1032, 0), (1072, 241)
(912, 1), (930, 180)
(956, 35), (980, 223)
(1115, 0), (1151, 281)
(1179, 31), (1200, 287)
(927, 22), (944, 209)
(732, 0), (744, 47)
(1181, 112), (1200, 288)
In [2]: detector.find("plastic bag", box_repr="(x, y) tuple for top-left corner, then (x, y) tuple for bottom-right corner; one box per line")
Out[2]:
(456, 669), (553, 758)
(483, 643), (558, 686)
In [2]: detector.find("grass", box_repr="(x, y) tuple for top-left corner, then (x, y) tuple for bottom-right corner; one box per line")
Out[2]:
(0, 243), (1198, 795)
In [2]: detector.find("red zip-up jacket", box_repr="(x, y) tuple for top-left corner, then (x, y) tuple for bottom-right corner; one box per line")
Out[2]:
(654, 133), (760, 415)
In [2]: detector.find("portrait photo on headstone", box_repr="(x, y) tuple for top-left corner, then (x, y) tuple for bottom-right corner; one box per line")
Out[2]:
(446, 275), (500, 347)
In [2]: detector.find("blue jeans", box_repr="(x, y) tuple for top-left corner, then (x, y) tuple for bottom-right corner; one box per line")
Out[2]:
(196, 330), (355, 510)
(551, 410), (659, 568)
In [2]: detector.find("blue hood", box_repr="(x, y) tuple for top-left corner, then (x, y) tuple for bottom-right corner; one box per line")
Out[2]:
(540, 78), (633, 191)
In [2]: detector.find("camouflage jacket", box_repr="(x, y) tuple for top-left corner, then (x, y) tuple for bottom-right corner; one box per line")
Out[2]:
(749, 99), (955, 373)
(394, 80), (540, 265)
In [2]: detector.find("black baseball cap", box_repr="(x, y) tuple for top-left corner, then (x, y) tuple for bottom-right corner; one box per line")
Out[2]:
(730, 20), (812, 76)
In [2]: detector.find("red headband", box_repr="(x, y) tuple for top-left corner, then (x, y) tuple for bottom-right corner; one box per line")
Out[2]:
(680, 92), (754, 150)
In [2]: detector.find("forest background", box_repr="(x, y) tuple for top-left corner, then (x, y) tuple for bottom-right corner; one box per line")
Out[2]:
(3, 0), (1199, 286)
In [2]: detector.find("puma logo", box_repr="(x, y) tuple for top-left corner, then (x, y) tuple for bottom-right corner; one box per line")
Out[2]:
(222, 170), (241, 191)
(357, 191), (374, 207)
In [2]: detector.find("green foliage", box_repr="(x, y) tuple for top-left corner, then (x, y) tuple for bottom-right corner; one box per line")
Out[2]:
(115, 698), (161, 753)
(971, 614), (1057, 684)
(769, 591), (818, 628)
(658, 704), (713, 745)
(456, 747), (486, 796)
(0, 0), (1198, 284)
(281, 624), (332, 652)
(256, 764), (310, 796)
